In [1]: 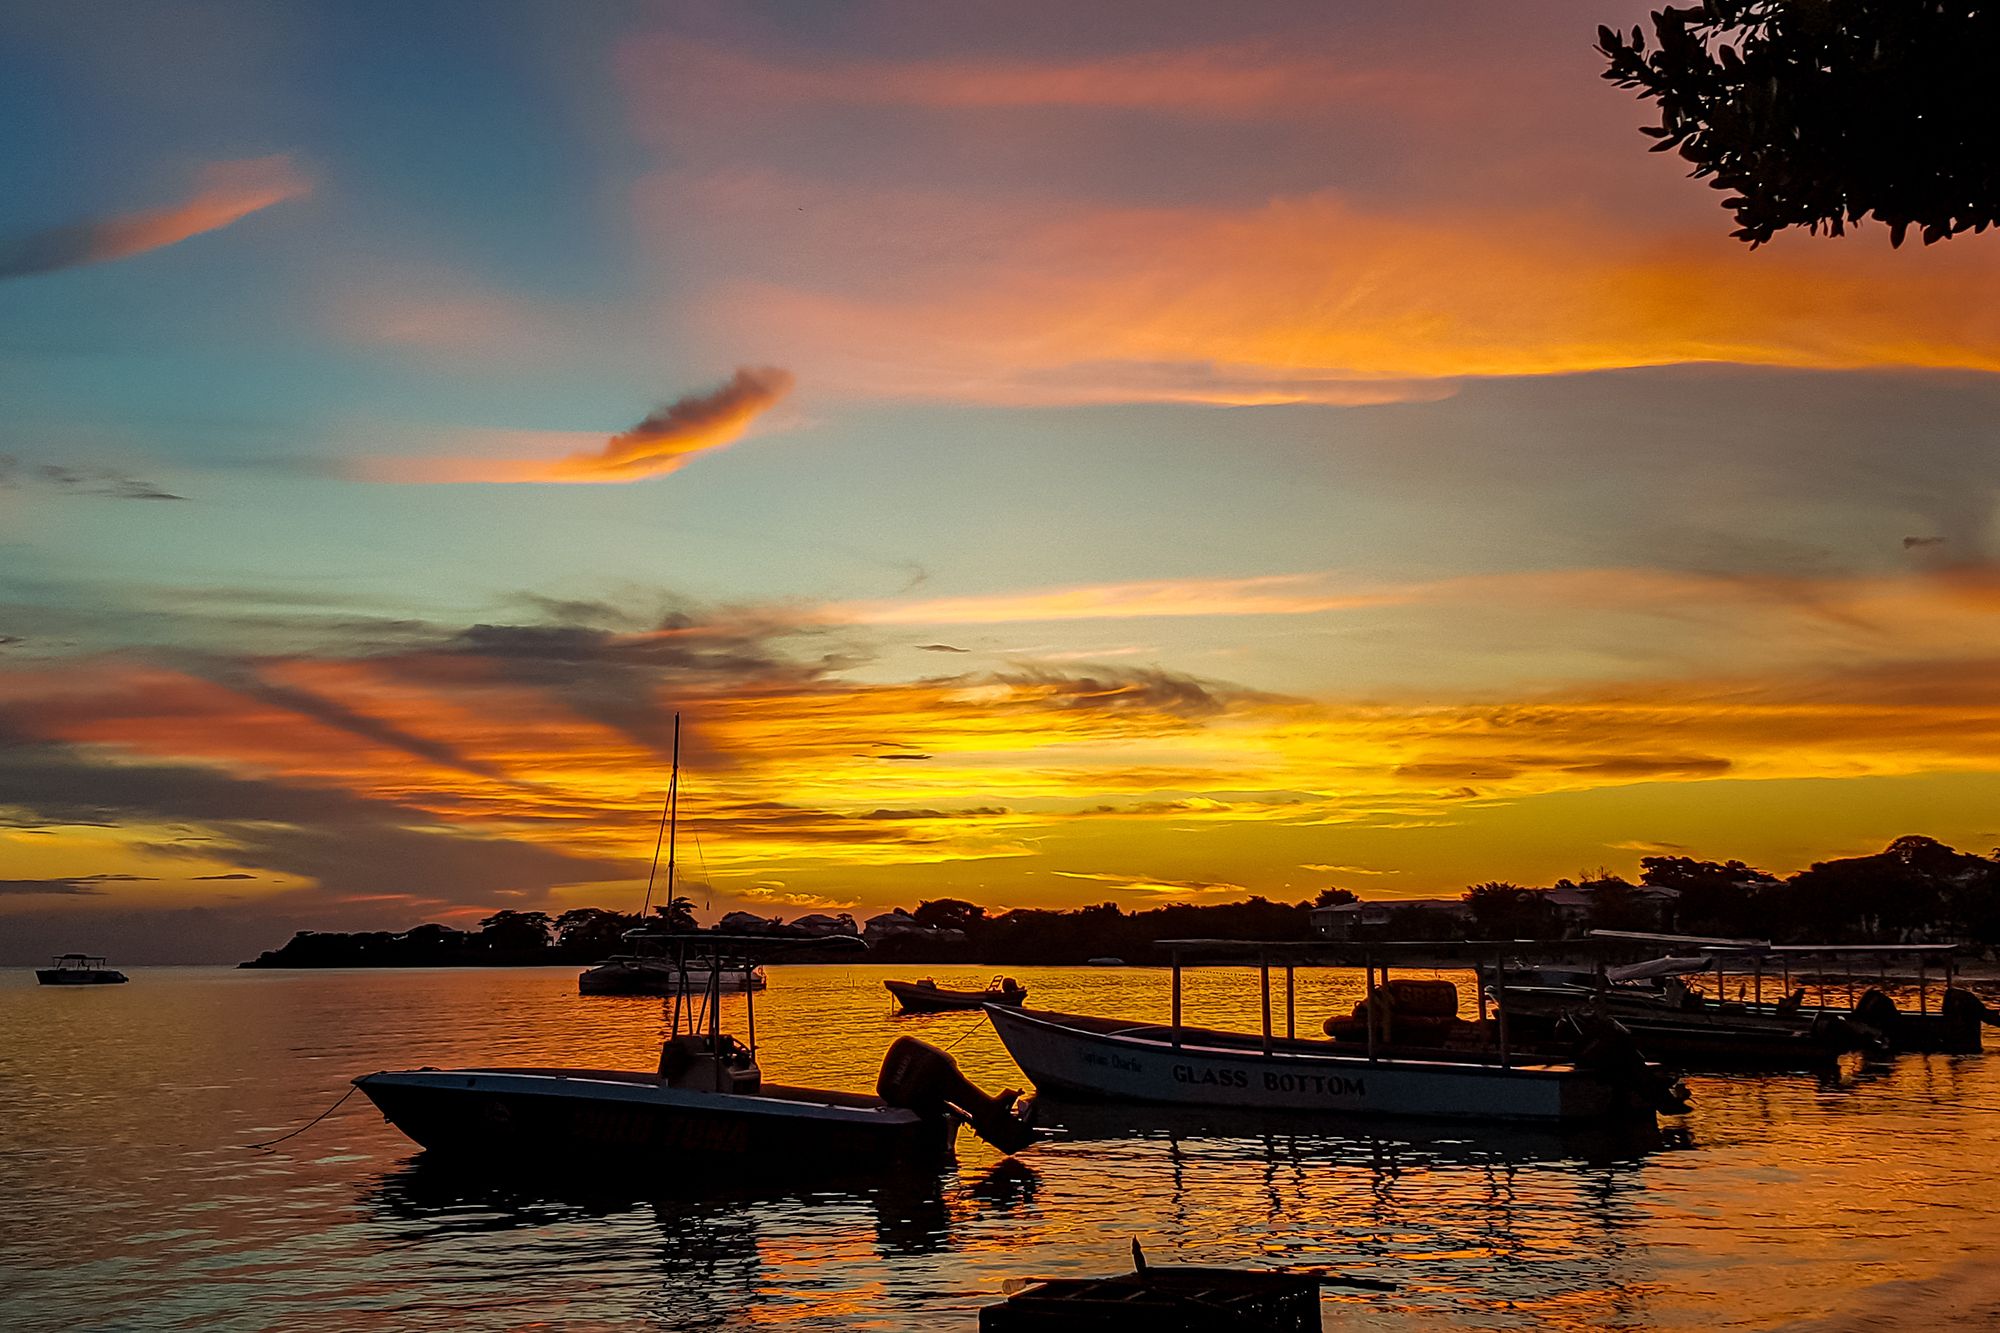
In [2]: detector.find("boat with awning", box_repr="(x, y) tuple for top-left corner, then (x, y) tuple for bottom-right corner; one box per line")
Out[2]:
(985, 939), (1689, 1124)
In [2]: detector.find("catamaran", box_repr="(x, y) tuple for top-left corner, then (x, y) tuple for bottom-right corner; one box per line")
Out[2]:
(578, 714), (759, 997)
(35, 954), (128, 986)
(986, 940), (1690, 1124)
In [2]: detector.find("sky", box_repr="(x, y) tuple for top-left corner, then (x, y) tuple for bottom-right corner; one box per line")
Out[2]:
(5, 2), (2000, 962)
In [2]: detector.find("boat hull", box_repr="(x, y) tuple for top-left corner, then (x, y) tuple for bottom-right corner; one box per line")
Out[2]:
(885, 980), (1027, 1013)
(1498, 986), (1883, 1067)
(987, 1006), (1646, 1123)
(354, 1068), (955, 1173)
(35, 969), (128, 985)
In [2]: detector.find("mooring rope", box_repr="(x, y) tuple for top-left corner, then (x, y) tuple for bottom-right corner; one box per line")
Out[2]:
(243, 1084), (362, 1150)
(940, 1009), (993, 1053)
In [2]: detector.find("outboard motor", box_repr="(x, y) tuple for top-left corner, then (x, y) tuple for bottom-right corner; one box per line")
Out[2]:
(877, 1036), (1037, 1153)
(1943, 985), (2000, 1028)
(1852, 987), (1899, 1046)
(1808, 1011), (1885, 1056)
(1560, 1009), (1691, 1116)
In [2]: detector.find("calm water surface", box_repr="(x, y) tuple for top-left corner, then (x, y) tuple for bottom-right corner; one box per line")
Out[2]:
(4, 964), (2000, 1330)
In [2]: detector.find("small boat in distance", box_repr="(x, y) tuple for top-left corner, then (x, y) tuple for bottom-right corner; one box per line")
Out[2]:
(1086, 956), (1124, 967)
(360, 933), (1036, 1175)
(886, 975), (1028, 1013)
(36, 954), (128, 986)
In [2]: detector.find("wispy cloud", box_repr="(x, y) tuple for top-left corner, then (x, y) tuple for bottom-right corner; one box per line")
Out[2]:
(1052, 870), (1250, 897)
(0, 456), (184, 501)
(359, 367), (795, 484)
(837, 573), (1404, 625)
(0, 156), (308, 280)
(0, 873), (152, 896)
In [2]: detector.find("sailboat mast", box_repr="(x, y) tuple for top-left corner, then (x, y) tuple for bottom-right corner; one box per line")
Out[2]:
(640, 713), (680, 919)
(664, 714), (679, 918)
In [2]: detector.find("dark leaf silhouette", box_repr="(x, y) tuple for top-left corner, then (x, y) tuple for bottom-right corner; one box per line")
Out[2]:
(1598, 2), (2000, 246)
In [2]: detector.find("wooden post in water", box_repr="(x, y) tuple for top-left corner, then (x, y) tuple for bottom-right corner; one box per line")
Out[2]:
(1171, 949), (1183, 1050)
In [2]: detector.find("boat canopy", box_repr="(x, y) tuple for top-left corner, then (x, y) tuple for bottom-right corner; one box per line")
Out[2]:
(1604, 955), (1714, 984)
(1154, 938), (1620, 966)
(1588, 930), (1962, 961)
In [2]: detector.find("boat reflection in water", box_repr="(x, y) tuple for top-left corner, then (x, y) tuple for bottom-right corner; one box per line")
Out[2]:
(1027, 1092), (1684, 1170)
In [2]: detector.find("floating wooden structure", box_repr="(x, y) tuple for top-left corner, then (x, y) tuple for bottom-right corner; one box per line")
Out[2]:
(979, 1241), (1390, 1332)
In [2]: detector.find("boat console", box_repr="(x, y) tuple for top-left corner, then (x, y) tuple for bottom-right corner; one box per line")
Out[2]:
(659, 1032), (762, 1094)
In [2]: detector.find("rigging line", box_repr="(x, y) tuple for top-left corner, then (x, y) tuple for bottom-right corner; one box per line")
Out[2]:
(243, 1084), (360, 1151)
(639, 768), (674, 919)
(692, 832), (713, 912)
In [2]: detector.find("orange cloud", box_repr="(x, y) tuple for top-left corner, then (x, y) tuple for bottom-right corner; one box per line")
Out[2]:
(0, 156), (308, 280)
(14, 567), (2000, 917)
(672, 178), (2000, 404)
(632, 38), (1446, 118)
(354, 368), (795, 484)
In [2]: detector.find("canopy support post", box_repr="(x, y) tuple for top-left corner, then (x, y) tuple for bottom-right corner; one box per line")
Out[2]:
(1260, 952), (1273, 1056)
(1171, 949), (1183, 1050)
(1285, 964), (1296, 1041)
(1365, 952), (1378, 1065)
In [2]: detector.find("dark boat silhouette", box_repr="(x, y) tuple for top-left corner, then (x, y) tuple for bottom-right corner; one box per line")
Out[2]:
(886, 976), (1028, 1013)
(356, 933), (1036, 1176)
(36, 954), (128, 986)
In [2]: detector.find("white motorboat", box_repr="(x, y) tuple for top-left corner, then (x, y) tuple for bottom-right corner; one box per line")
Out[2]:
(985, 939), (1688, 1124)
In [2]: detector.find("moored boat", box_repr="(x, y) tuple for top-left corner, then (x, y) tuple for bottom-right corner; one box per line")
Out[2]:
(36, 954), (128, 986)
(1585, 933), (1994, 1055)
(581, 954), (767, 996)
(358, 934), (1035, 1175)
(577, 714), (769, 999)
(988, 1005), (1671, 1122)
(886, 975), (1028, 1013)
(986, 939), (1689, 1124)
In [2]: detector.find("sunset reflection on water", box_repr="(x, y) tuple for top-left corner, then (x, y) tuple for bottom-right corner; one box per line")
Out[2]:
(4, 964), (2000, 1330)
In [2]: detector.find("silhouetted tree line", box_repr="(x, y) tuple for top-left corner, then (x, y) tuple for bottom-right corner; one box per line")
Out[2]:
(239, 895), (1329, 968)
(1427, 836), (2000, 945)
(238, 836), (2000, 967)
(241, 906), (660, 968)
